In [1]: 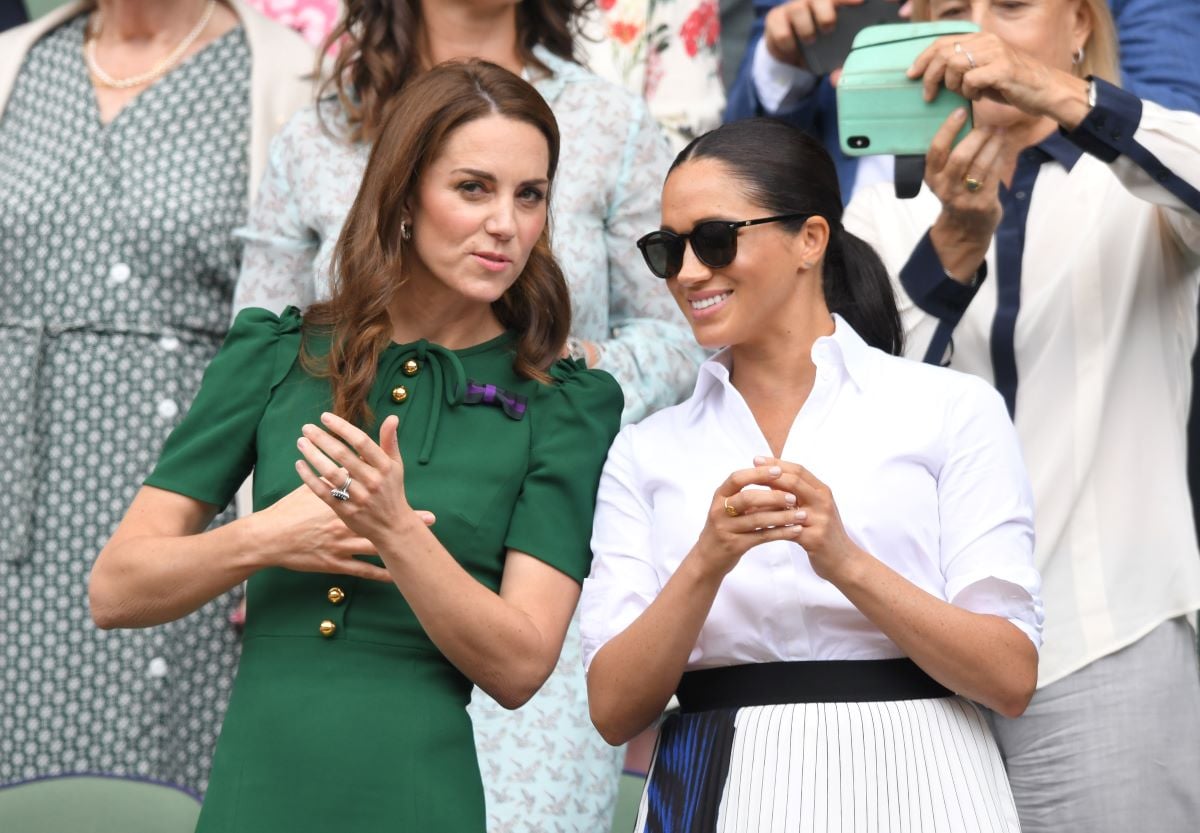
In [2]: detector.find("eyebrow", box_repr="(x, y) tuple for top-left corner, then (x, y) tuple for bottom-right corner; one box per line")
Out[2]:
(452, 168), (549, 187)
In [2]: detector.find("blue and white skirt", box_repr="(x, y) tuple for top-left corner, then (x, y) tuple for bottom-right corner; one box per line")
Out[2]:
(633, 660), (1020, 833)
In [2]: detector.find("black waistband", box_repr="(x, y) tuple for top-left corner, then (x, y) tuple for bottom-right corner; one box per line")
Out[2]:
(675, 659), (953, 713)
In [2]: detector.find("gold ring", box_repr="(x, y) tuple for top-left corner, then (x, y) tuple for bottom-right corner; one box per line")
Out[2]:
(963, 175), (983, 192)
(723, 497), (739, 517)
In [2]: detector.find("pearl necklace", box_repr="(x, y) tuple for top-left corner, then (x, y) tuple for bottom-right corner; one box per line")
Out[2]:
(85, 0), (217, 90)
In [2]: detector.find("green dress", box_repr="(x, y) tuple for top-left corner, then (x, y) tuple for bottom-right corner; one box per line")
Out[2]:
(144, 307), (623, 831)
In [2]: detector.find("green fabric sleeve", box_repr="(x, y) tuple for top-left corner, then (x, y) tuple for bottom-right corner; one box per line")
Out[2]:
(143, 306), (302, 509)
(504, 359), (624, 583)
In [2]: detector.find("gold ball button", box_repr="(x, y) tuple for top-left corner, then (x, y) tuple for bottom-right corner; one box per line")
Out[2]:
(391, 385), (408, 403)
(318, 619), (336, 638)
(327, 587), (345, 605)
(402, 359), (420, 376)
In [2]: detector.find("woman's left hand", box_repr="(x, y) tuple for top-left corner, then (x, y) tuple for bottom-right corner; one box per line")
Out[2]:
(296, 412), (417, 545)
(754, 455), (867, 583)
(907, 33), (1090, 129)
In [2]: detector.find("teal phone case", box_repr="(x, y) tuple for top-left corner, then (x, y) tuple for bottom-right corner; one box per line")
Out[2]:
(837, 22), (980, 157)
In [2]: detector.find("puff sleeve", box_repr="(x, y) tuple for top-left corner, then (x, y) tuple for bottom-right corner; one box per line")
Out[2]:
(503, 359), (624, 583)
(144, 306), (302, 509)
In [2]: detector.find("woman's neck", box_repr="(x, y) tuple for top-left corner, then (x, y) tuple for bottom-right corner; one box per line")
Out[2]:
(92, 0), (211, 43)
(417, 0), (523, 75)
(387, 293), (504, 350)
(727, 306), (836, 455)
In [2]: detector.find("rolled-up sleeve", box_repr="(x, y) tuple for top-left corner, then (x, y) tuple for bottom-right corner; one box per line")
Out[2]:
(937, 376), (1044, 648)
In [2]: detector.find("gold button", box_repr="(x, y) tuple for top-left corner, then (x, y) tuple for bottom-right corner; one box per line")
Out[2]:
(391, 385), (408, 403)
(319, 619), (336, 638)
(327, 586), (345, 605)
(402, 359), (419, 376)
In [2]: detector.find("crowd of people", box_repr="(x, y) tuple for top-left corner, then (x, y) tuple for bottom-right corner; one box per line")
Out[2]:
(0, 0), (1197, 831)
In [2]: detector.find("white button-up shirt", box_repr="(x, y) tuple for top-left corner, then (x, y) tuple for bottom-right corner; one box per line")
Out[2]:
(843, 83), (1200, 686)
(580, 318), (1042, 672)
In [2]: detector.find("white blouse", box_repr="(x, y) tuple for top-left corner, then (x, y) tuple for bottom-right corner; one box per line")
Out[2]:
(580, 317), (1043, 671)
(842, 83), (1200, 686)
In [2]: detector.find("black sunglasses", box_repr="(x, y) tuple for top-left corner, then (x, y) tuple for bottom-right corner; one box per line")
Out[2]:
(636, 212), (812, 279)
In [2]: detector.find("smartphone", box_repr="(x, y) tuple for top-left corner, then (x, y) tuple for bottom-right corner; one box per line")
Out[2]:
(797, 0), (903, 77)
(836, 21), (979, 158)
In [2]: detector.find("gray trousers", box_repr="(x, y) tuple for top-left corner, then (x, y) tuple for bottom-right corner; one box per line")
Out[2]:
(986, 617), (1200, 833)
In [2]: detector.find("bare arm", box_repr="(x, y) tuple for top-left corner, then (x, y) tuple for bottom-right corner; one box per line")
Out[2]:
(296, 412), (581, 709)
(89, 484), (390, 629)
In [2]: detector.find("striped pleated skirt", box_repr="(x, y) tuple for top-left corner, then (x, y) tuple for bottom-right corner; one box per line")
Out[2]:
(632, 660), (1021, 833)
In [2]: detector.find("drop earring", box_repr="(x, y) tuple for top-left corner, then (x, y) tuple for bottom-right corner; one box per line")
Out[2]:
(401, 221), (412, 241)
(1072, 46), (1085, 66)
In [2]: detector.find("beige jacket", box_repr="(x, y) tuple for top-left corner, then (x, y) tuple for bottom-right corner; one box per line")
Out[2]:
(0, 0), (316, 203)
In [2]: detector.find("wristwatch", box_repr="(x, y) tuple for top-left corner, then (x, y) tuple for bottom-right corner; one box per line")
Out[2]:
(1087, 77), (1097, 109)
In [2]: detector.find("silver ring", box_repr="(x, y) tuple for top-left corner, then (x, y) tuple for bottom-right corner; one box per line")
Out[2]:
(330, 476), (352, 502)
(954, 41), (977, 69)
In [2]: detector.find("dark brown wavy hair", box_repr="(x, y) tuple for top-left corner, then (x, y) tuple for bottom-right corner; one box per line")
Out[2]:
(319, 0), (593, 144)
(301, 60), (571, 428)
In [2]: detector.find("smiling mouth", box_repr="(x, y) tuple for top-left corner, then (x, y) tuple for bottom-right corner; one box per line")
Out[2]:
(690, 292), (731, 311)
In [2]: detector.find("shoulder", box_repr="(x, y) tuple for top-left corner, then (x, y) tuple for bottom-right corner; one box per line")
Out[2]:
(869, 350), (1009, 427)
(233, 0), (316, 77)
(535, 359), (624, 422)
(0, 2), (82, 80)
(535, 46), (651, 126)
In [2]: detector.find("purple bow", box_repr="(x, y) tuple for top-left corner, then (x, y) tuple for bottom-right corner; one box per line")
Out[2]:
(463, 379), (528, 420)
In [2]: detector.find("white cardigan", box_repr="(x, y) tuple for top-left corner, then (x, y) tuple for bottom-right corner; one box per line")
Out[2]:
(0, 0), (317, 204)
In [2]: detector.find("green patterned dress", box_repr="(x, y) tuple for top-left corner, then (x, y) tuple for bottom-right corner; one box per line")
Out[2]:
(0, 15), (249, 792)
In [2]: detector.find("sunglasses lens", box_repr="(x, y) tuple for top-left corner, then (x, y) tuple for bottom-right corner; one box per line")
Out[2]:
(691, 222), (737, 268)
(638, 232), (683, 279)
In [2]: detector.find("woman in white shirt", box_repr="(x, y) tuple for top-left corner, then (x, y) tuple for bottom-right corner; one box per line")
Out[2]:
(842, 1), (1200, 830)
(580, 117), (1043, 832)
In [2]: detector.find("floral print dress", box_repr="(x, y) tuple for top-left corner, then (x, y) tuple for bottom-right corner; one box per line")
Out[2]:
(580, 0), (726, 151)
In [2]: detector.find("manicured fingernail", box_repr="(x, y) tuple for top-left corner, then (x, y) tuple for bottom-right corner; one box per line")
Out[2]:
(754, 455), (767, 465)
(795, 510), (808, 521)
(321, 412), (333, 422)
(768, 466), (782, 476)
(785, 493), (797, 504)
(954, 107), (967, 121)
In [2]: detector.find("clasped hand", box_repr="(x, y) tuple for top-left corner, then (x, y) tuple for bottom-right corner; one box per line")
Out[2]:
(697, 456), (863, 582)
(289, 412), (431, 577)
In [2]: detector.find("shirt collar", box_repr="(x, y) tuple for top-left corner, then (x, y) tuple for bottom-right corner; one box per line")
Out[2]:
(527, 44), (578, 104)
(688, 315), (876, 414)
(1031, 130), (1085, 171)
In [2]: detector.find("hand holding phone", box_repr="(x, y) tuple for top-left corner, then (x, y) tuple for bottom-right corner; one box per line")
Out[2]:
(763, 0), (904, 75)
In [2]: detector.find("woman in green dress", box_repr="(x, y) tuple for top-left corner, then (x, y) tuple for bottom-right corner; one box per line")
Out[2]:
(89, 59), (623, 832)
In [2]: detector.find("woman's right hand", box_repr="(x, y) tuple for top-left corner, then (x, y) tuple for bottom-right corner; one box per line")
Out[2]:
(925, 108), (1008, 282)
(251, 484), (429, 582)
(692, 463), (805, 578)
(764, 0), (862, 66)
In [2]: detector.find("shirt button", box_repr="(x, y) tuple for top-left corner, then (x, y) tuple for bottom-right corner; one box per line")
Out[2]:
(159, 335), (180, 351)
(157, 399), (179, 419)
(327, 587), (345, 605)
(402, 359), (420, 376)
(319, 619), (337, 638)
(1015, 190), (1027, 200)
(108, 263), (132, 283)
(391, 385), (408, 403)
(147, 657), (169, 678)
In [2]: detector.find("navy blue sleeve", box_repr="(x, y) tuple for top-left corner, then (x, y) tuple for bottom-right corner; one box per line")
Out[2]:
(1064, 78), (1200, 213)
(898, 230), (987, 322)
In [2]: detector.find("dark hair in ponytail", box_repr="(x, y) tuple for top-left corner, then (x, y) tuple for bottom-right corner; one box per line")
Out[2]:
(670, 118), (903, 356)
